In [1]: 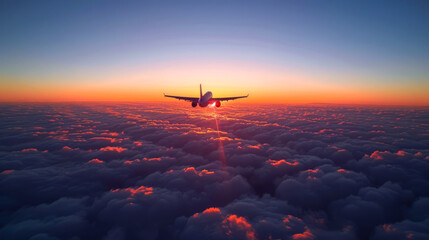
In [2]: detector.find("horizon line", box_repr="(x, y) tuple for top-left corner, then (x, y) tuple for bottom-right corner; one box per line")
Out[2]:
(0, 100), (428, 108)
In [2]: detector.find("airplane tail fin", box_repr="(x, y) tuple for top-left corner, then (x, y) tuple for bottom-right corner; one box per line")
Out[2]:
(200, 84), (202, 99)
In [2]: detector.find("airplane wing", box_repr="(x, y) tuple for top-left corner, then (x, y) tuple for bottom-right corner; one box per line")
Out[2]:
(164, 94), (199, 102)
(212, 94), (249, 102)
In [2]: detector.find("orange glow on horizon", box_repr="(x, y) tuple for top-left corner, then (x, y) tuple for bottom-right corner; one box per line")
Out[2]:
(1, 60), (428, 106)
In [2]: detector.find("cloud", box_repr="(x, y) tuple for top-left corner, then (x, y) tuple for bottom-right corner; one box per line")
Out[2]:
(99, 146), (128, 152)
(276, 164), (370, 210)
(330, 182), (414, 238)
(0, 103), (428, 239)
(88, 158), (104, 164)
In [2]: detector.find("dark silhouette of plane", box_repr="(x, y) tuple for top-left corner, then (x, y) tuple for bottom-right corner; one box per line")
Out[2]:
(164, 84), (248, 107)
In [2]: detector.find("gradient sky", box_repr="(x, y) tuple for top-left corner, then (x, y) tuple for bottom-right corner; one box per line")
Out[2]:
(1, 0), (428, 105)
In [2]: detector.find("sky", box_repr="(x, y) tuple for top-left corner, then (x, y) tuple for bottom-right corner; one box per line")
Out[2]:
(1, 0), (428, 105)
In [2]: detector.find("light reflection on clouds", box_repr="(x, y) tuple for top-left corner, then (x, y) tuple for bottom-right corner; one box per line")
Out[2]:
(0, 102), (428, 239)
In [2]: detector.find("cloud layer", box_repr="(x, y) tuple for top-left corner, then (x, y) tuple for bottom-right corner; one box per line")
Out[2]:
(1, 103), (428, 239)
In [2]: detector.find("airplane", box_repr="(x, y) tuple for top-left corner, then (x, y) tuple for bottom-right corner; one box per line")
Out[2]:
(164, 84), (248, 107)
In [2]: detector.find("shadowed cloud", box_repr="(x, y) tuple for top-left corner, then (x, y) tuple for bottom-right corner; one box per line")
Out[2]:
(0, 102), (428, 239)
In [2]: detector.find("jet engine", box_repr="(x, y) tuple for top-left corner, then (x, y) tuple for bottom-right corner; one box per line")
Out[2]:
(192, 101), (198, 107)
(215, 101), (221, 107)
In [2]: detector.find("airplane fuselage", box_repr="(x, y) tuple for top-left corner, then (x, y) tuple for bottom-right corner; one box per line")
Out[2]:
(199, 91), (213, 107)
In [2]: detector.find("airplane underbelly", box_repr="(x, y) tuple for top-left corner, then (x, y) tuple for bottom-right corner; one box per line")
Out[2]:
(199, 102), (208, 107)
(199, 92), (213, 107)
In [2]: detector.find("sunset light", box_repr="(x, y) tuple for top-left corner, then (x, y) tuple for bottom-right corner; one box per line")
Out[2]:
(1, 1), (429, 240)
(1, 2), (428, 105)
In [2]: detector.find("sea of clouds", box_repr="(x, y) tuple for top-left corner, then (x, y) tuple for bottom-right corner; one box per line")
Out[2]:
(1, 102), (428, 240)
